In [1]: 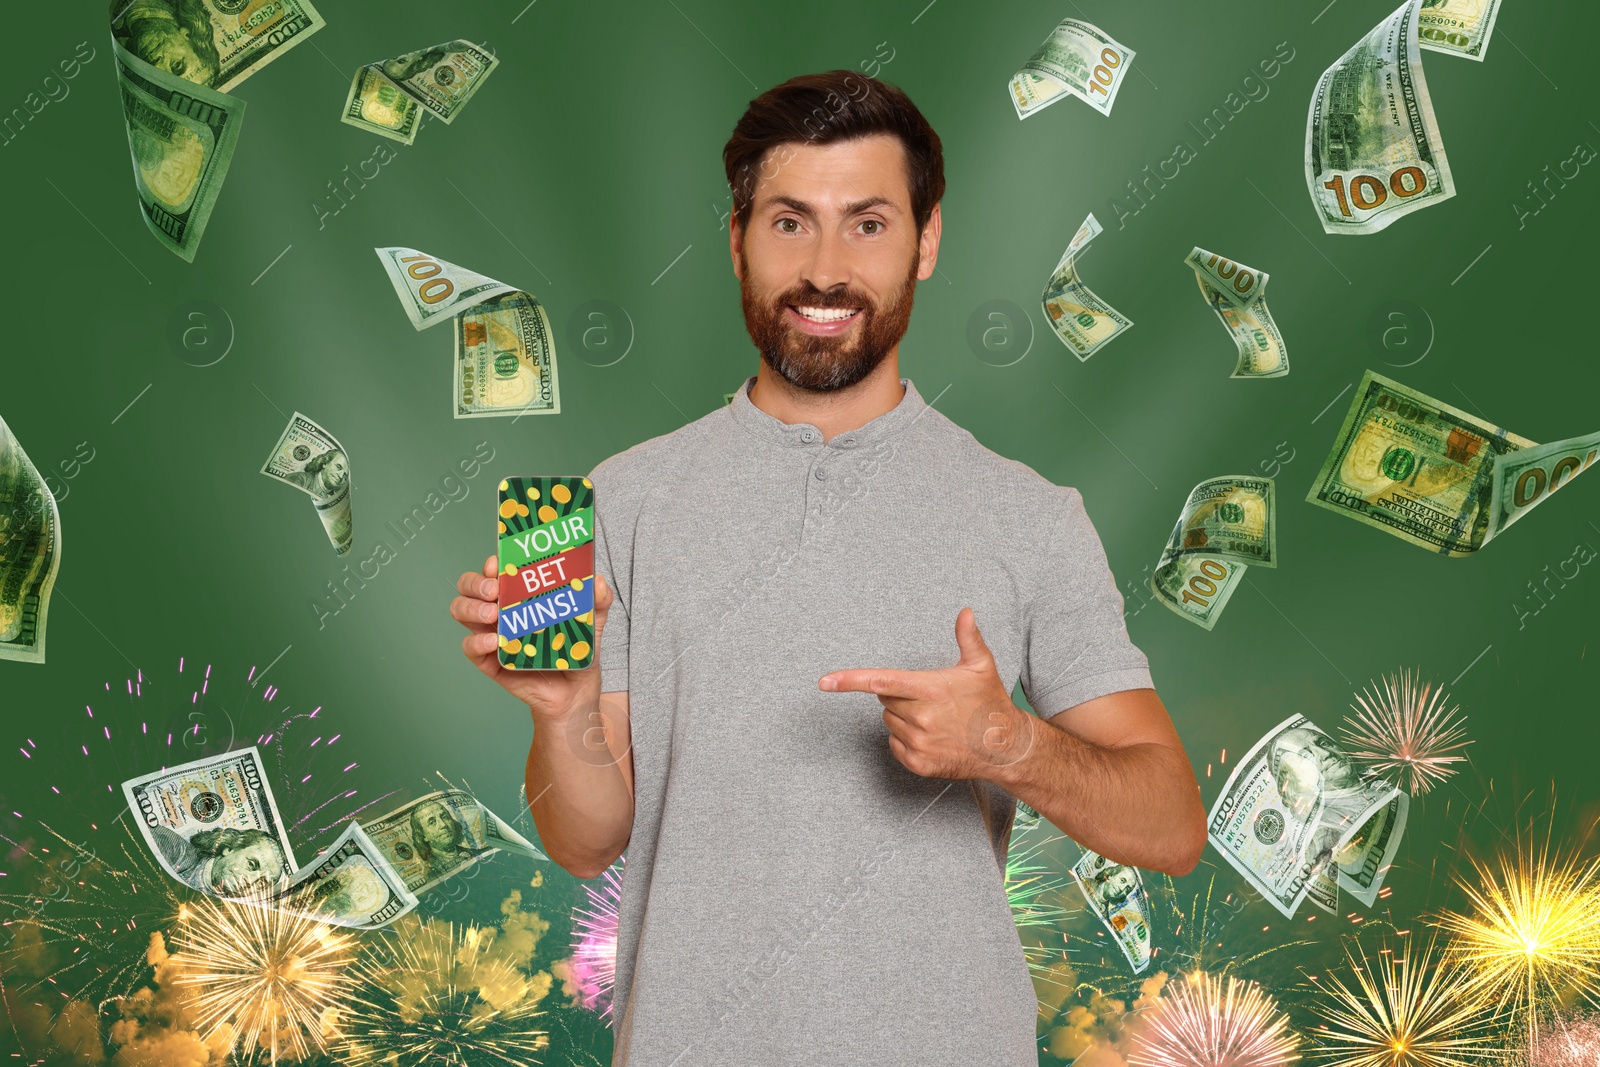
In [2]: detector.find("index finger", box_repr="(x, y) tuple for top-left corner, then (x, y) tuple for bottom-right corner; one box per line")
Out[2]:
(457, 562), (498, 601)
(818, 669), (938, 700)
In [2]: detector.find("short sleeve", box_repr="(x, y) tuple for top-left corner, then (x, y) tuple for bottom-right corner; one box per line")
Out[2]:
(1017, 486), (1153, 717)
(590, 467), (631, 694)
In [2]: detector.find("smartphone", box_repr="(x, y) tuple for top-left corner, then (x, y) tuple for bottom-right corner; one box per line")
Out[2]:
(496, 476), (596, 670)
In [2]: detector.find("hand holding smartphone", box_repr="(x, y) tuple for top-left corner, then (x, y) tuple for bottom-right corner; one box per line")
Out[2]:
(496, 476), (596, 670)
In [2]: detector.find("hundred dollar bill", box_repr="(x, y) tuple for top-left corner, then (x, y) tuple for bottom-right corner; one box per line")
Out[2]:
(1150, 476), (1276, 630)
(1306, 0), (1456, 235)
(455, 292), (560, 418)
(270, 822), (418, 929)
(1042, 213), (1133, 360)
(1307, 371), (1598, 555)
(1184, 247), (1288, 378)
(1071, 850), (1152, 973)
(1013, 799), (1042, 834)
(1418, 0), (1503, 60)
(1208, 715), (1409, 919)
(260, 413), (352, 555)
(341, 65), (421, 145)
(340, 41), (497, 143)
(121, 746), (299, 899)
(1009, 19), (1136, 119)
(0, 416), (61, 665)
(109, 0), (323, 261)
(375, 247), (521, 331)
(109, 39), (244, 263)
(110, 0), (326, 94)
(364, 790), (546, 896)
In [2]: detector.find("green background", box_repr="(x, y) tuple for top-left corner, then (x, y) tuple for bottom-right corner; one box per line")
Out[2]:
(2, 0), (1597, 1062)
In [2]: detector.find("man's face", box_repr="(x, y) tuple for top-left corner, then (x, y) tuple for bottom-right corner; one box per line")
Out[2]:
(733, 133), (938, 392)
(210, 839), (285, 895)
(1274, 744), (1323, 819)
(142, 26), (214, 86)
(324, 454), (350, 490)
(1099, 868), (1138, 902)
(417, 803), (458, 850)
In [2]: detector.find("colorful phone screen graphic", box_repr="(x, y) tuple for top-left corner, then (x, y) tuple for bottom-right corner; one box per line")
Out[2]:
(496, 476), (595, 670)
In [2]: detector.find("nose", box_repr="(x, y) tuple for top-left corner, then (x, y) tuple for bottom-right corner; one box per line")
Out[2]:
(801, 226), (853, 296)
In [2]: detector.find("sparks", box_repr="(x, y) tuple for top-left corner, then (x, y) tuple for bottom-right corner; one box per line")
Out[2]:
(1531, 1012), (1600, 1067)
(1128, 970), (1302, 1067)
(1340, 669), (1471, 796)
(1307, 933), (1499, 1067)
(568, 859), (622, 1019)
(167, 891), (359, 1064)
(333, 917), (552, 1065)
(1435, 826), (1600, 1057)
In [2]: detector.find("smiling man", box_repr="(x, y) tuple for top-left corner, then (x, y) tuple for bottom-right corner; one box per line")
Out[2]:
(449, 69), (1205, 1066)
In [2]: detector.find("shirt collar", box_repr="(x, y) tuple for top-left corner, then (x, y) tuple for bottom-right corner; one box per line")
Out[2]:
(727, 374), (927, 449)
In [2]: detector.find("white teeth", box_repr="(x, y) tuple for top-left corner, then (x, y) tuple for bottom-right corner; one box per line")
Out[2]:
(794, 305), (859, 323)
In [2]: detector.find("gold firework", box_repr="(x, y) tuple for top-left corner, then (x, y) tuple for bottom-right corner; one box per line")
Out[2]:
(1308, 934), (1499, 1067)
(1341, 669), (1471, 796)
(333, 917), (551, 1065)
(167, 893), (359, 1064)
(1435, 827), (1600, 1054)
(1127, 970), (1302, 1067)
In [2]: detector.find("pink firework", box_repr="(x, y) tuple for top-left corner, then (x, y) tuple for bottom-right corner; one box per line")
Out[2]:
(1127, 971), (1301, 1067)
(1532, 1014), (1600, 1067)
(569, 859), (622, 1019)
(1340, 668), (1472, 796)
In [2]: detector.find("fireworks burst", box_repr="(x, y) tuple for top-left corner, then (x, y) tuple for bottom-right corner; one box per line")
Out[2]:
(567, 860), (621, 1020)
(166, 891), (359, 1064)
(1341, 669), (1471, 796)
(1530, 1012), (1600, 1067)
(1127, 970), (1302, 1067)
(1, 656), (379, 1013)
(334, 917), (551, 1065)
(1306, 934), (1500, 1067)
(1434, 826), (1600, 1055)
(1008, 837), (1072, 932)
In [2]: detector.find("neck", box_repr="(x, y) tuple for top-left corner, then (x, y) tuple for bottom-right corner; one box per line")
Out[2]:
(747, 352), (905, 443)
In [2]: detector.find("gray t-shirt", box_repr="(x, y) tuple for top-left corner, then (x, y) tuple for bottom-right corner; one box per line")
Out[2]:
(587, 376), (1153, 1066)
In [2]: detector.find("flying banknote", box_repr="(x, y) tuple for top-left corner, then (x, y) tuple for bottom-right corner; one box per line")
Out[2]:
(1150, 476), (1277, 630)
(109, 0), (325, 260)
(1009, 18), (1136, 118)
(341, 40), (499, 145)
(376, 247), (560, 418)
(1208, 715), (1409, 919)
(1042, 213), (1133, 360)
(1184, 247), (1288, 378)
(1305, 0), (1456, 235)
(1307, 371), (1599, 555)
(0, 415), (60, 664)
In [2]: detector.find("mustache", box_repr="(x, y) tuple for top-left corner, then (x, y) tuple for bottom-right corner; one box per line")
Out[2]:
(773, 288), (871, 310)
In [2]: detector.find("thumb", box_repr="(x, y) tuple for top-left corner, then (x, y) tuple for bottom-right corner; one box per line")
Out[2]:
(953, 607), (994, 670)
(590, 574), (614, 646)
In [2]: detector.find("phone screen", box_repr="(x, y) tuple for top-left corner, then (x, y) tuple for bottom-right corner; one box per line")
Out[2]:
(496, 476), (596, 670)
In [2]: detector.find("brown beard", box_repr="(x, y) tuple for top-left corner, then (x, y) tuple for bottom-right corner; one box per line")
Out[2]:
(739, 245), (920, 393)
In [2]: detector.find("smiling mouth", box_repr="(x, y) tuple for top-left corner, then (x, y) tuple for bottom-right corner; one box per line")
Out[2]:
(788, 304), (861, 324)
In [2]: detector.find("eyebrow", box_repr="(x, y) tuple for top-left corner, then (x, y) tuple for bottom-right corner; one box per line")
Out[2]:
(761, 194), (901, 217)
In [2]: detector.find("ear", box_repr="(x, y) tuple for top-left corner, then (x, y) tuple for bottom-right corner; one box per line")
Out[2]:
(729, 209), (744, 281)
(916, 201), (942, 281)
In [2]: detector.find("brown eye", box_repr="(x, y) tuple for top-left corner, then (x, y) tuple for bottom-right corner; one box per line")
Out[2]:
(777, 218), (798, 233)
(861, 220), (882, 235)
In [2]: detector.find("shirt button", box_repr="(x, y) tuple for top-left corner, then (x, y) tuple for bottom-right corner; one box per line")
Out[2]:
(801, 430), (817, 443)
(814, 467), (827, 480)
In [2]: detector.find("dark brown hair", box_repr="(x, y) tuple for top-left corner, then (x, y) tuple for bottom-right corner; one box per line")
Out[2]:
(723, 70), (945, 237)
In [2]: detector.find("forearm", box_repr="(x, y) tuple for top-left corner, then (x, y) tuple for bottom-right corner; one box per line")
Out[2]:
(991, 705), (1205, 875)
(524, 696), (633, 879)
